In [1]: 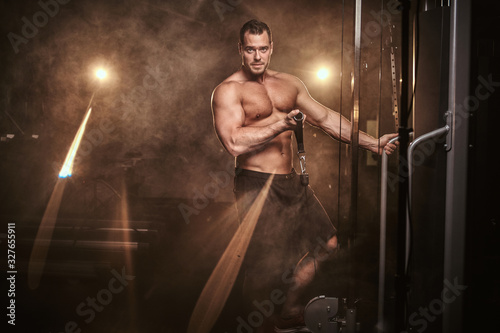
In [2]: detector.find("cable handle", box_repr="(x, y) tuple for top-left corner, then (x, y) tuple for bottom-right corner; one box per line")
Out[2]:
(293, 111), (309, 186)
(293, 111), (305, 153)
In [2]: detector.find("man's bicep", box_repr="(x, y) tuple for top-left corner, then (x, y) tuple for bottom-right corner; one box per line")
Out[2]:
(295, 81), (329, 126)
(212, 85), (245, 148)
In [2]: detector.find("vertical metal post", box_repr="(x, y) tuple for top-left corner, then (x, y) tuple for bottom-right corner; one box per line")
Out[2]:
(395, 0), (412, 331)
(350, 0), (362, 244)
(443, 1), (469, 332)
(378, 135), (400, 331)
(346, 0), (362, 312)
(341, 0), (362, 318)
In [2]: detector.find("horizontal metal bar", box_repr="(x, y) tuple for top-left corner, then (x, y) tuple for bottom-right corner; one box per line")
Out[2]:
(405, 125), (450, 272)
(408, 125), (450, 202)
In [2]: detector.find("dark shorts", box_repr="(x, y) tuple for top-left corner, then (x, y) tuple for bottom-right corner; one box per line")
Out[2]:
(233, 168), (337, 294)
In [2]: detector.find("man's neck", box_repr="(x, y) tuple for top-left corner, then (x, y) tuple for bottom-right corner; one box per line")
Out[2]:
(241, 66), (268, 83)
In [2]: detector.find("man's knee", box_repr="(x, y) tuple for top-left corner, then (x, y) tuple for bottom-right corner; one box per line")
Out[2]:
(313, 235), (338, 262)
(326, 235), (338, 252)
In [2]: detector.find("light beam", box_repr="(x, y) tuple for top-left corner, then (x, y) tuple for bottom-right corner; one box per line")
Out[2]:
(187, 175), (275, 333)
(28, 178), (67, 289)
(59, 107), (92, 178)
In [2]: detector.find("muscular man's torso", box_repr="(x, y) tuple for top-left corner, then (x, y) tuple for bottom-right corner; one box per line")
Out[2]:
(224, 70), (299, 174)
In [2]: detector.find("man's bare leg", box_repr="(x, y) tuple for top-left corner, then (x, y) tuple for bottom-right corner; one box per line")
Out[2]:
(278, 235), (338, 326)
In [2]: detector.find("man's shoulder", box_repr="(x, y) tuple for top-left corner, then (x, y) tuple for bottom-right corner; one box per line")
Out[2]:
(214, 71), (243, 91)
(212, 79), (241, 101)
(212, 74), (245, 106)
(266, 70), (304, 91)
(267, 70), (300, 81)
(219, 70), (247, 85)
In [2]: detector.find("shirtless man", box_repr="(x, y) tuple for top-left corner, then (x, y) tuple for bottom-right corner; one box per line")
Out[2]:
(212, 20), (397, 332)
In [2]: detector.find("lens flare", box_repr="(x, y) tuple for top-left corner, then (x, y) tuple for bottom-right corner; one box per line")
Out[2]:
(59, 107), (92, 178)
(96, 69), (107, 80)
(28, 178), (67, 289)
(317, 68), (329, 80)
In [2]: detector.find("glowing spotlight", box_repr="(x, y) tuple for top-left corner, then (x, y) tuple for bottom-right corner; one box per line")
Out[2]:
(96, 68), (107, 80)
(317, 68), (329, 80)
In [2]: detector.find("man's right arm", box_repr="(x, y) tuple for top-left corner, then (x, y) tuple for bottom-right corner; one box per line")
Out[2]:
(211, 82), (299, 157)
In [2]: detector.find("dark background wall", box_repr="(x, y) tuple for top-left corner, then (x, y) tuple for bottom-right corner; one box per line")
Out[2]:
(465, 0), (500, 331)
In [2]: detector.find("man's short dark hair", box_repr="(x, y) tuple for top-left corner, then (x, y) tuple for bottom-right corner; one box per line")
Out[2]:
(239, 19), (272, 44)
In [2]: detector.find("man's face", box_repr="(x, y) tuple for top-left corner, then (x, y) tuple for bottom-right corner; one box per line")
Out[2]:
(239, 31), (273, 76)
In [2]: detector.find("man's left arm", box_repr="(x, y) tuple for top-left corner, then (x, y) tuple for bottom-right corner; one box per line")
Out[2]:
(293, 76), (397, 155)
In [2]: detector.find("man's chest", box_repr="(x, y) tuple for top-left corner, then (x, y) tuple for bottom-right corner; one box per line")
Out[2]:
(240, 81), (297, 122)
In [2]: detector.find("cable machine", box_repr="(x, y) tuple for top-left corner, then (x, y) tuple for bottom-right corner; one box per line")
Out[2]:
(304, 0), (401, 331)
(304, 1), (469, 332)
